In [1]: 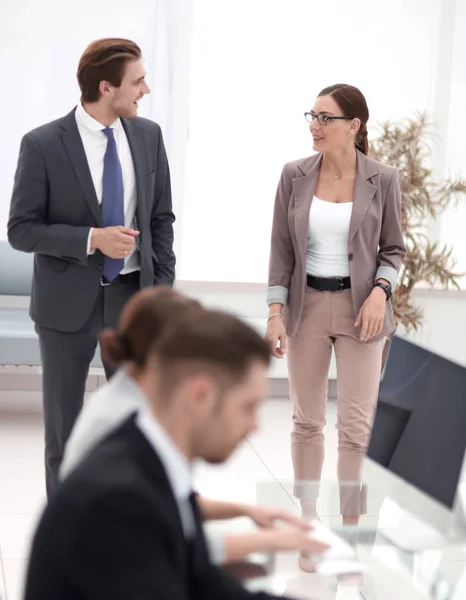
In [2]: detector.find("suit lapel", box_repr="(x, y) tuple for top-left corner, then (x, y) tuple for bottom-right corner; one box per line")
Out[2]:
(293, 155), (321, 256)
(122, 119), (145, 232)
(125, 418), (188, 566)
(348, 151), (378, 242)
(60, 109), (102, 226)
(127, 418), (185, 535)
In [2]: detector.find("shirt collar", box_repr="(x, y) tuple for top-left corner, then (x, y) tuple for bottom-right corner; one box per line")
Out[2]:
(107, 369), (144, 404)
(75, 103), (121, 133)
(136, 408), (192, 503)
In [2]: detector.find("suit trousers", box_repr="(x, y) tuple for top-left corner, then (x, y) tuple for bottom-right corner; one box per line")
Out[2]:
(287, 286), (383, 516)
(36, 278), (140, 499)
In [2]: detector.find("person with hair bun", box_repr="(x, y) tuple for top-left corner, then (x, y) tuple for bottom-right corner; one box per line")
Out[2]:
(60, 285), (200, 478)
(61, 286), (325, 566)
(266, 84), (406, 570)
(25, 293), (330, 600)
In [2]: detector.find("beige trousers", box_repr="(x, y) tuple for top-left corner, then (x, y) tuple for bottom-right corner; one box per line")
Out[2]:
(287, 286), (384, 516)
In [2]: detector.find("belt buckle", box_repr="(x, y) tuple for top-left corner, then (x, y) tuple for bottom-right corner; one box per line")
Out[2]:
(101, 276), (112, 287)
(335, 278), (344, 293)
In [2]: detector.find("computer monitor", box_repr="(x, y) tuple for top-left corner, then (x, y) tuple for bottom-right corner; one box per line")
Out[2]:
(364, 335), (466, 549)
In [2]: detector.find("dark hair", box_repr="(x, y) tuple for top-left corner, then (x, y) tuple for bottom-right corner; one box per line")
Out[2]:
(318, 83), (370, 155)
(151, 310), (271, 394)
(99, 287), (202, 368)
(77, 38), (142, 103)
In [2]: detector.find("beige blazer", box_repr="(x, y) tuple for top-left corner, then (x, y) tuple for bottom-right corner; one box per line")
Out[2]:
(267, 150), (406, 342)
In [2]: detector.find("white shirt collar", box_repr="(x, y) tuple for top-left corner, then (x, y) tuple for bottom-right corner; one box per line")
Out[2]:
(136, 408), (192, 503)
(75, 103), (121, 133)
(113, 368), (141, 396)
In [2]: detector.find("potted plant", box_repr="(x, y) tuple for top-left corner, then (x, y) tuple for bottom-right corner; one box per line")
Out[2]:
(369, 113), (466, 363)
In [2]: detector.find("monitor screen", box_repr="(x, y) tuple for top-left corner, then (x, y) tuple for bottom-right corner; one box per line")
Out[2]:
(367, 335), (466, 508)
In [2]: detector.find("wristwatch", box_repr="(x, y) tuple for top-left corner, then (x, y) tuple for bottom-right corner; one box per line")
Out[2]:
(374, 282), (392, 300)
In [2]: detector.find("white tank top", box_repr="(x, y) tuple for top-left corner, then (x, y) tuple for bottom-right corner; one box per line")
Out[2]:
(306, 196), (353, 278)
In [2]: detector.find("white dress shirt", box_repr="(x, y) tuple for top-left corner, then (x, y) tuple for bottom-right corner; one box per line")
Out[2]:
(136, 409), (195, 538)
(60, 370), (225, 562)
(60, 370), (142, 479)
(75, 103), (139, 274)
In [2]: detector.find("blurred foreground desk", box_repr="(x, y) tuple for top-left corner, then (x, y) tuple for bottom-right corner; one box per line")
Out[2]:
(246, 531), (466, 599)
(201, 461), (466, 599)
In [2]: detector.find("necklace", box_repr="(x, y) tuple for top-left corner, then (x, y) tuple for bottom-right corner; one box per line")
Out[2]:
(332, 174), (341, 180)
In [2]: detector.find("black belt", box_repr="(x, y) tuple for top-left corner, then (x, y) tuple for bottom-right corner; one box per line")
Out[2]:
(307, 275), (351, 293)
(101, 271), (140, 287)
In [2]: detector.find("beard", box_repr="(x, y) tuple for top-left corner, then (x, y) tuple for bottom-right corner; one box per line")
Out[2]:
(201, 438), (242, 465)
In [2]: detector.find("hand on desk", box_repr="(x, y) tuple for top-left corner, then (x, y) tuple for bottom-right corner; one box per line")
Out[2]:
(246, 505), (308, 530)
(259, 525), (330, 555)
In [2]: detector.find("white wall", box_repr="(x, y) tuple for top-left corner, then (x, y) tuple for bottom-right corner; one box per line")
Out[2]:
(178, 0), (466, 285)
(2, 283), (463, 380)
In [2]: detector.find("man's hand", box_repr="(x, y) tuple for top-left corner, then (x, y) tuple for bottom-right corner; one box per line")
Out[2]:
(260, 526), (329, 554)
(246, 505), (308, 530)
(91, 226), (139, 259)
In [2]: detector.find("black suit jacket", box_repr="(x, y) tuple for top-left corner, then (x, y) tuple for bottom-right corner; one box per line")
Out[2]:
(24, 416), (289, 600)
(8, 109), (176, 332)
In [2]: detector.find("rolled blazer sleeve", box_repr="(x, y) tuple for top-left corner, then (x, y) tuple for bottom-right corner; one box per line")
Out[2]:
(266, 163), (295, 306)
(375, 169), (406, 290)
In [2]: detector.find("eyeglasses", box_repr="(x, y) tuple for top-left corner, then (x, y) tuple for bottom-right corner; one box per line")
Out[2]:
(304, 112), (354, 126)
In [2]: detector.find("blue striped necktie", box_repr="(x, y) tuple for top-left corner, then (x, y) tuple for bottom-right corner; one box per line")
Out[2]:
(101, 127), (125, 281)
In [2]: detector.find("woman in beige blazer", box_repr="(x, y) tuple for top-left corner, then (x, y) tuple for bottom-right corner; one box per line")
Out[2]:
(266, 84), (406, 569)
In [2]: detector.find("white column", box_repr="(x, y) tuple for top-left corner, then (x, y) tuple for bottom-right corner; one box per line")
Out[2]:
(149, 0), (193, 274)
(426, 0), (457, 240)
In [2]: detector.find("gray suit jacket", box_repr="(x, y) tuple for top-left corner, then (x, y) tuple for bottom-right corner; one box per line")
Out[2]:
(267, 150), (406, 342)
(8, 108), (175, 333)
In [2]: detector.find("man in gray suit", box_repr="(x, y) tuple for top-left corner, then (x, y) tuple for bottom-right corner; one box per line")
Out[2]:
(8, 38), (175, 497)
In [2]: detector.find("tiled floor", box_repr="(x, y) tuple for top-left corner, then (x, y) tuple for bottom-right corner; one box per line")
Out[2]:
(1, 397), (466, 600)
